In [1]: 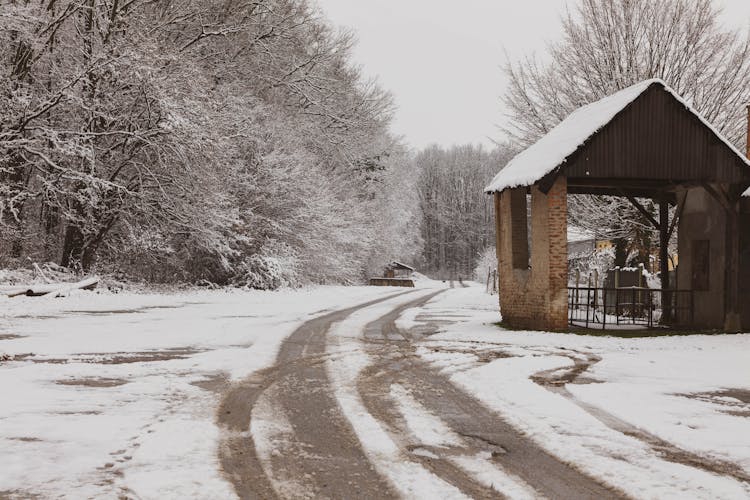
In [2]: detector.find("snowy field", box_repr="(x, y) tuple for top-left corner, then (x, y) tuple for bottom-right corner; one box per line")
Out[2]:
(1, 283), (749, 499)
(0, 286), (400, 498)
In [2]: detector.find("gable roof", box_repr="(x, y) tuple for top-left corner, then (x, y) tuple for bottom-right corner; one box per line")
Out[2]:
(387, 261), (414, 271)
(486, 78), (750, 194)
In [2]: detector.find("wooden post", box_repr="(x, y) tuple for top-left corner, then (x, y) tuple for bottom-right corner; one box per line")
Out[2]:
(638, 263), (644, 288)
(638, 263), (645, 318)
(700, 183), (743, 331)
(593, 269), (599, 312)
(659, 198), (671, 324)
(614, 267), (620, 288)
(725, 203), (741, 332)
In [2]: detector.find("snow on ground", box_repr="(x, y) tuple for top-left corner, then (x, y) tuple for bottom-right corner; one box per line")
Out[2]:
(3, 280), (749, 499)
(0, 286), (399, 499)
(251, 384), (308, 498)
(325, 285), (545, 499)
(405, 285), (750, 499)
(389, 383), (462, 448)
(389, 383), (539, 499)
(326, 290), (469, 499)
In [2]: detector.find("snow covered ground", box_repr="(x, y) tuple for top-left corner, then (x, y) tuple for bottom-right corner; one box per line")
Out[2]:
(0, 286), (399, 498)
(408, 285), (750, 499)
(2, 282), (749, 499)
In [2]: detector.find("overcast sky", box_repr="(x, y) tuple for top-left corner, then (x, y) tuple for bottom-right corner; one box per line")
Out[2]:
(314, 0), (750, 150)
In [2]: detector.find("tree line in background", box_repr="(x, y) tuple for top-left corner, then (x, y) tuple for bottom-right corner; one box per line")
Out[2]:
(413, 144), (511, 280)
(411, 0), (750, 280)
(4, 0), (749, 288)
(0, 0), (420, 287)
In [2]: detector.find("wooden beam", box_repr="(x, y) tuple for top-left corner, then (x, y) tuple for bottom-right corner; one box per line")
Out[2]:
(567, 177), (687, 191)
(659, 197), (671, 323)
(567, 186), (676, 201)
(701, 182), (733, 213)
(666, 191), (687, 241)
(537, 167), (562, 194)
(622, 192), (660, 230)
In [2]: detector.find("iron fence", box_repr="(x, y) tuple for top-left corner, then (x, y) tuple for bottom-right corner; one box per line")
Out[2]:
(568, 287), (694, 329)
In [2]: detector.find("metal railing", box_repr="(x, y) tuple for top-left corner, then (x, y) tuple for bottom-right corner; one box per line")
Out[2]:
(568, 287), (694, 329)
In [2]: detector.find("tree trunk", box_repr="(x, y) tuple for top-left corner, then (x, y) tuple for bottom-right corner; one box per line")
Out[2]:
(60, 225), (84, 269)
(614, 238), (628, 267)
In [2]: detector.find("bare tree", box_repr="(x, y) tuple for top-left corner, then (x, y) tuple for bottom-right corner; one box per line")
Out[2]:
(502, 0), (748, 266)
(504, 0), (750, 147)
(416, 144), (513, 278)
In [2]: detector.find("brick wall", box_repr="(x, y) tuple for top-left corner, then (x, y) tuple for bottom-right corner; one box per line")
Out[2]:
(495, 177), (568, 330)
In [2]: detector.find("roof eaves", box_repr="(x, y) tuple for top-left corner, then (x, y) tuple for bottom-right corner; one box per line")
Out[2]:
(486, 78), (750, 195)
(484, 79), (661, 194)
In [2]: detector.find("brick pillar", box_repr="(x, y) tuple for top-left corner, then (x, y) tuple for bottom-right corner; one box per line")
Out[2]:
(494, 192), (503, 314)
(545, 177), (569, 330)
(494, 178), (568, 331)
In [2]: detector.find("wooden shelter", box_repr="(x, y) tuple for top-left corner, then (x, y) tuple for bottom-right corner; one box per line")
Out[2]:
(486, 79), (750, 332)
(384, 261), (415, 279)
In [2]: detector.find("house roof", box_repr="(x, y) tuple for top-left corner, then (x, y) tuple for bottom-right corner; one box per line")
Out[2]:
(388, 261), (415, 271)
(485, 78), (750, 194)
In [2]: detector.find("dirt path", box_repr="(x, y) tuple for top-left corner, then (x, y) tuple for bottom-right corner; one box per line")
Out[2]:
(357, 294), (625, 499)
(218, 290), (625, 499)
(218, 291), (412, 499)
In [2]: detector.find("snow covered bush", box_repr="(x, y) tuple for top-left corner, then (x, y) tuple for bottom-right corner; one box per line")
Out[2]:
(236, 255), (286, 290)
(0, 0), (421, 287)
(234, 243), (300, 290)
(569, 247), (616, 286)
(473, 247), (497, 282)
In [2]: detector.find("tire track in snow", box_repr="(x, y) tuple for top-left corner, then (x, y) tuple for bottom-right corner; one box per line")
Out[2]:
(219, 288), (626, 499)
(217, 290), (411, 499)
(354, 293), (625, 500)
(532, 352), (750, 484)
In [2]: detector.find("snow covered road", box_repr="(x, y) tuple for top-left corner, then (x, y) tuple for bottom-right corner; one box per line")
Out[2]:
(1, 284), (749, 499)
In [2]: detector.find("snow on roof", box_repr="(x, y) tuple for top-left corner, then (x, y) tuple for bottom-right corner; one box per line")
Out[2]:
(744, 186), (750, 197)
(486, 78), (750, 193)
(389, 261), (415, 271)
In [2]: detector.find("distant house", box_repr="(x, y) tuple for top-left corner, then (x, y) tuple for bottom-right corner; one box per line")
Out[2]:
(384, 261), (414, 279)
(567, 227), (596, 260)
(369, 261), (416, 288)
(596, 240), (613, 251)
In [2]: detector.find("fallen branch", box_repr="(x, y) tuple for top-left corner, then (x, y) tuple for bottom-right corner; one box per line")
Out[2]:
(1, 276), (99, 298)
(42, 276), (100, 298)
